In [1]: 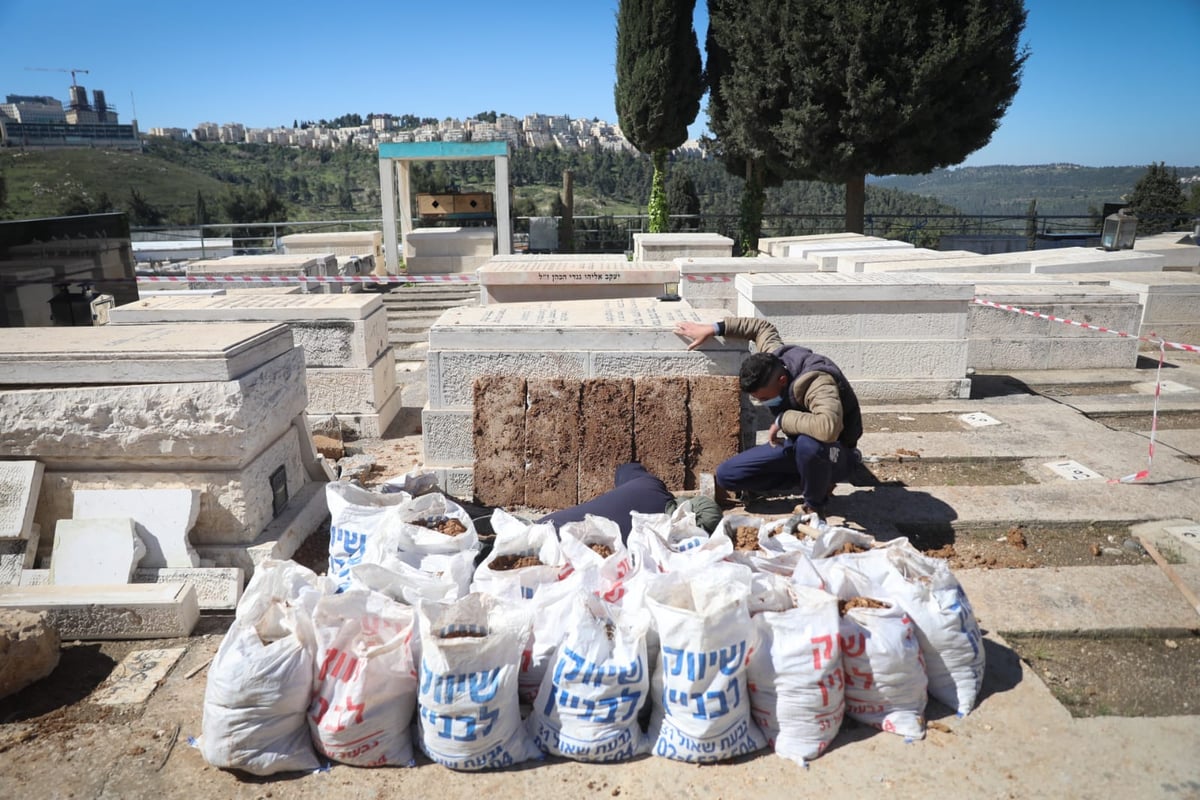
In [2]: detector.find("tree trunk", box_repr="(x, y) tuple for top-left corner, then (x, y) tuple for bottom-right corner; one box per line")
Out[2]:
(648, 149), (669, 233)
(559, 169), (575, 252)
(844, 173), (866, 234)
(738, 158), (766, 256)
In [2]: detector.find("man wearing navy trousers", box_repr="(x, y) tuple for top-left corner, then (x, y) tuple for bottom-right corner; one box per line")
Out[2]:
(675, 316), (863, 512)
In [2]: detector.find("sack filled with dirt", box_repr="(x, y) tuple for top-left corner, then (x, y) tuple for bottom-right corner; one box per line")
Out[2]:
(749, 584), (844, 766)
(528, 591), (651, 762)
(309, 590), (417, 767)
(415, 593), (541, 770)
(645, 561), (767, 762)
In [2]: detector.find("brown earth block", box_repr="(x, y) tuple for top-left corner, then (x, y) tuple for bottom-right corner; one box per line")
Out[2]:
(472, 375), (527, 507)
(634, 377), (690, 491)
(578, 378), (634, 501)
(525, 379), (582, 510)
(687, 375), (741, 486)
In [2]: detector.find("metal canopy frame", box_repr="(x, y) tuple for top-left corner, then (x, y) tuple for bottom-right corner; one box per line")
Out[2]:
(377, 140), (512, 273)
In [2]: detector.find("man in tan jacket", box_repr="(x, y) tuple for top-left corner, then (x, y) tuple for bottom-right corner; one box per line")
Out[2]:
(675, 316), (862, 511)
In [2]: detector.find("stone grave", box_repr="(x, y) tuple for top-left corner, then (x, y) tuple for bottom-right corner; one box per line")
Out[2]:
(422, 298), (746, 497)
(72, 488), (201, 568)
(779, 239), (914, 269)
(49, 518), (144, 585)
(835, 250), (1032, 274)
(281, 230), (384, 262)
(734, 272), (974, 399)
(1080, 271), (1200, 351)
(0, 583), (199, 640)
(186, 253), (336, 293)
(0, 323), (330, 575)
(405, 227), (495, 274)
(757, 232), (871, 257)
(1131, 231), (1200, 271)
(107, 293), (399, 437)
(676, 256), (819, 311)
(476, 254), (676, 305)
(632, 232), (734, 262)
(1024, 246), (1165, 273)
(0, 461), (44, 585)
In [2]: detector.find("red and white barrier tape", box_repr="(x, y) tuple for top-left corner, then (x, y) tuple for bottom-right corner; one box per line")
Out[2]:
(973, 297), (1199, 485)
(135, 274), (477, 284)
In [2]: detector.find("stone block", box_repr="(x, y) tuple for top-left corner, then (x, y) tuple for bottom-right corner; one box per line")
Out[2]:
(36, 424), (308, 550)
(472, 375), (526, 508)
(0, 609), (60, 700)
(22, 566), (243, 611)
(309, 385), (402, 439)
(633, 232), (734, 261)
(405, 254), (493, 274)
(579, 379), (634, 503)
(0, 346), (308, 471)
(72, 488), (200, 569)
(306, 346), (398, 413)
(588, 350), (748, 380)
(91, 647), (186, 705)
(735, 272), (975, 303)
(421, 407), (473, 467)
(634, 377), (689, 491)
(1025, 247), (1166, 273)
(0, 322), (294, 385)
(50, 518), (144, 586)
(478, 257), (677, 305)
(841, 253), (1032, 274)
(525, 379), (581, 509)
(281, 230), (384, 260)
(195, 480), (327, 576)
(677, 257), (818, 311)
(1, 461), (43, 540)
(430, 351), (590, 409)
(0, 583), (199, 640)
(783, 239), (912, 267)
(687, 376), (741, 487)
(109, 294), (388, 369)
(757, 232), (871, 257)
(405, 227), (496, 259)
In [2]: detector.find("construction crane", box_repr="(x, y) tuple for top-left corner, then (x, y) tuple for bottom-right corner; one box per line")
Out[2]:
(25, 67), (90, 87)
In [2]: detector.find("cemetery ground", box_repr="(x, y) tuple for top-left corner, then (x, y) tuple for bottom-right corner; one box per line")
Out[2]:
(2, 358), (1200, 797)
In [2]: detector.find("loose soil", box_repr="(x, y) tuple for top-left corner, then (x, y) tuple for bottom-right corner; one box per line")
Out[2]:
(1006, 634), (1200, 717)
(1087, 410), (1200, 432)
(838, 597), (890, 616)
(896, 522), (1153, 571)
(486, 554), (544, 571)
(733, 525), (760, 550)
(416, 517), (468, 536)
(862, 413), (972, 433)
(588, 543), (614, 558)
(852, 458), (1037, 487)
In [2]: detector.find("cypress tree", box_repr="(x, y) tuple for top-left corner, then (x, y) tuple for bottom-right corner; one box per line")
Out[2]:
(615, 0), (704, 232)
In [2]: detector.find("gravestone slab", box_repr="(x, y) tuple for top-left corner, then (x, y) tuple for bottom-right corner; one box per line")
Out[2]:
(0, 583), (199, 640)
(0, 323), (293, 384)
(72, 489), (201, 569)
(91, 647), (185, 705)
(0, 525), (39, 585)
(0, 461), (43, 540)
(50, 518), (145, 585)
(22, 566), (244, 610)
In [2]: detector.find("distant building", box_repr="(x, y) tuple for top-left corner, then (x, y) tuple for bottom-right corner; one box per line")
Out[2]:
(0, 87), (140, 149)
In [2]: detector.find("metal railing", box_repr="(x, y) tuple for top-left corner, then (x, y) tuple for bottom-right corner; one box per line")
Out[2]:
(131, 213), (1108, 258)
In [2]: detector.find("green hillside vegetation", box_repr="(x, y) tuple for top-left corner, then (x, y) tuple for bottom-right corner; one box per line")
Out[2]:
(1, 141), (959, 230)
(870, 163), (1200, 217)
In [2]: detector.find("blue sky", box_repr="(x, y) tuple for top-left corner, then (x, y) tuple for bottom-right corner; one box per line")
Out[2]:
(1, 0), (1196, 168)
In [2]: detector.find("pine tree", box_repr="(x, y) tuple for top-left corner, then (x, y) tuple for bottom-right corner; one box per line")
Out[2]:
(615, 0), (703, 232)
(775, 0), (1027, 232)
(1126, 162), (1188, 235)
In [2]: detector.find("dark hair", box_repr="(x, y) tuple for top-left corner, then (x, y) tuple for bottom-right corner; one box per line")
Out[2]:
(739, 352), (784, 392)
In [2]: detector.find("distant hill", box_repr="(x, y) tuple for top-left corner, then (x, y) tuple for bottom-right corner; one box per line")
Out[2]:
(869, 163), (1200, 217)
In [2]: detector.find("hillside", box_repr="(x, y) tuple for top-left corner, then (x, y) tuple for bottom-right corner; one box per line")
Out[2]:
(1, 148), (228, 221)
(870, 163), (1200, 217)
